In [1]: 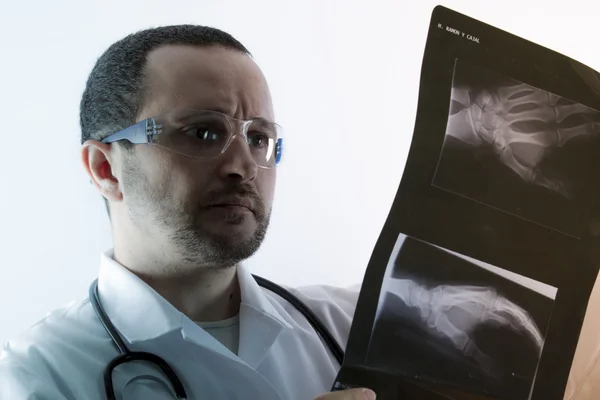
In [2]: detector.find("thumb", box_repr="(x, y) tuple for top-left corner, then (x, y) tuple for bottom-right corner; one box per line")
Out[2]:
(313, 388), (376, 400)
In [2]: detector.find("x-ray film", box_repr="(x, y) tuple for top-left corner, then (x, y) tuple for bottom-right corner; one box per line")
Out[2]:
(366, 234), (555, 399)
(332, 6), (600, 400)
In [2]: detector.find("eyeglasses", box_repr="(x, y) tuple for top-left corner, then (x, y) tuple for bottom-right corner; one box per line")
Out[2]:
(101, 109), (284, 169)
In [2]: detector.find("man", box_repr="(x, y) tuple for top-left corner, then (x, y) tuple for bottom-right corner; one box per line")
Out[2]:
(0, 25), (375, 400)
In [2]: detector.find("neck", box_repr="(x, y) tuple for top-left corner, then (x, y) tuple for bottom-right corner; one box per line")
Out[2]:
(140, 265), (240, 323)
(113, 239), (241, 323)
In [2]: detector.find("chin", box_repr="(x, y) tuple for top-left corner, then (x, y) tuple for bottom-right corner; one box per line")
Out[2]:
(209, 216), (258, 234)
(182, 208), (270, 259)
(207, 227), (265, 265)
(195, 218), (264, 250)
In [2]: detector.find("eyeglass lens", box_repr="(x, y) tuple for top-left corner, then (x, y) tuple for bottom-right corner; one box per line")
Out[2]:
(154, 111), (279, 167)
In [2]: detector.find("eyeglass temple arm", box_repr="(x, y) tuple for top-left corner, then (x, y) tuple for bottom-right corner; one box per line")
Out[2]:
(101, 120), (149, 144)
(89, 120), (150, 185)
(275, 138), (283, 164)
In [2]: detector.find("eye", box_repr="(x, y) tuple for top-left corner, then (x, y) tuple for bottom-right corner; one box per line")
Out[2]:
(193, 127), (221, 141)
(247, 132), (270, 148)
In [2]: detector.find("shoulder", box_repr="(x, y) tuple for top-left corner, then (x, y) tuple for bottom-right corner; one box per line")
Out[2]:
(286, 283), (361, 348)
(0, 298), (102, 398)
(1, 298), (91, 363)
(2, 298), (90, 358)
(289, 283), (361, 316)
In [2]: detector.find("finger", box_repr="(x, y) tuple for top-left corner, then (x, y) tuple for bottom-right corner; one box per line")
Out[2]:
(313, 388), (376, 400)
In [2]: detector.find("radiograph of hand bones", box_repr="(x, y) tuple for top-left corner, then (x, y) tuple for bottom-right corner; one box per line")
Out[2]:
(446, 82), (600, 198)
(384, 278), (544, 374)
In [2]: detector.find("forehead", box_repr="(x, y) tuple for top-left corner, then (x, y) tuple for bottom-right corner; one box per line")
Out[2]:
(140, 44), (274, 120)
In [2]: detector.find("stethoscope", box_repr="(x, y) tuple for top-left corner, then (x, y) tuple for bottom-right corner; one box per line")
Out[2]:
(89, 276), (345, 399)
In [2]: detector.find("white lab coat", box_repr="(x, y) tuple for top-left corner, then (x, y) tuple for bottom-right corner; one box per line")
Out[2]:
(0, 250), (360, 400)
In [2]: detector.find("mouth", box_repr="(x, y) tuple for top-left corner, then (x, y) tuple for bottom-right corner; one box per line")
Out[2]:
(205, 199), (255, 214)
(209, 204), (251, 211)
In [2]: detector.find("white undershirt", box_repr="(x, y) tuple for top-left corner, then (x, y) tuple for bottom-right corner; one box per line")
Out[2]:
(195, 314), (240, 355)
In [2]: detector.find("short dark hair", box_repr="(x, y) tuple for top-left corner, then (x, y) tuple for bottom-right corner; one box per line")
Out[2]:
(79, 25), (251, 219)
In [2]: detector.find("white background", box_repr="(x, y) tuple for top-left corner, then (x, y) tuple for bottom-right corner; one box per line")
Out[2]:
(1, 0), (598, 346)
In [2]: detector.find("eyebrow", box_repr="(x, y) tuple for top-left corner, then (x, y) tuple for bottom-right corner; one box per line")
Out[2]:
(205, 108), (275, 124)
(249, 116), (276, 125)
(205, 107), (232, 115)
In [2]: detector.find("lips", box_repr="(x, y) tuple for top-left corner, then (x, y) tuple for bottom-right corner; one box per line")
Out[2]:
(205, 197), (255, 213)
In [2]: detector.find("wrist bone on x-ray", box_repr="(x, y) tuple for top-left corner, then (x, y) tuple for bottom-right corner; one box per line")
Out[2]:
(384, 278), (544, 373)
(447, 83), (600, 198)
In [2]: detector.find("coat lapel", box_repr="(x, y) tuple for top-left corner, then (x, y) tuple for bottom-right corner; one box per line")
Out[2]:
(236, 265), (293, 369)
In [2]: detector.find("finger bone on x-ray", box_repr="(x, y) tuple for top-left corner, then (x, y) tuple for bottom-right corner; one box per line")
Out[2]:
(385, 278), (544, 373)
(446, 84), (600, 198)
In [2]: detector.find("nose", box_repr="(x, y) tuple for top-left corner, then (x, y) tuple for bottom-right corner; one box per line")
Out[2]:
(216, 134), (258, 182)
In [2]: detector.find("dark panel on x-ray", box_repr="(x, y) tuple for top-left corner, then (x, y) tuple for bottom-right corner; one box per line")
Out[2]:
(432, 59), (600, 238)
(365, 236), (555, 400)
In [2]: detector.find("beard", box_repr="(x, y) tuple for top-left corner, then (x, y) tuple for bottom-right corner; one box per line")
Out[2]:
(123, 157), (271, 269)
(169, 205), (271, 267)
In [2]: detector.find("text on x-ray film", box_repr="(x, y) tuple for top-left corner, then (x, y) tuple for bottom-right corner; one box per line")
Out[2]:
(438, 23), (480, 43)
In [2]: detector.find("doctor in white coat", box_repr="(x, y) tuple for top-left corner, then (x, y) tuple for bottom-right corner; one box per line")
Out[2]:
(0, 25), (376, 400)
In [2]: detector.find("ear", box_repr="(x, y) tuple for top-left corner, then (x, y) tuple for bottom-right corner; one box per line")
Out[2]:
(81, 140), (123, 203)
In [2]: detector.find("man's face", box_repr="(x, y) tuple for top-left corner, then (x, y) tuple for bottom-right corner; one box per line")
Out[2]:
(117, 45), (277, 267)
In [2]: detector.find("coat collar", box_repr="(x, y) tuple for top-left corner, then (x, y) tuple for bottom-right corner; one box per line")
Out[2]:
(96, 249), (292, 368)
